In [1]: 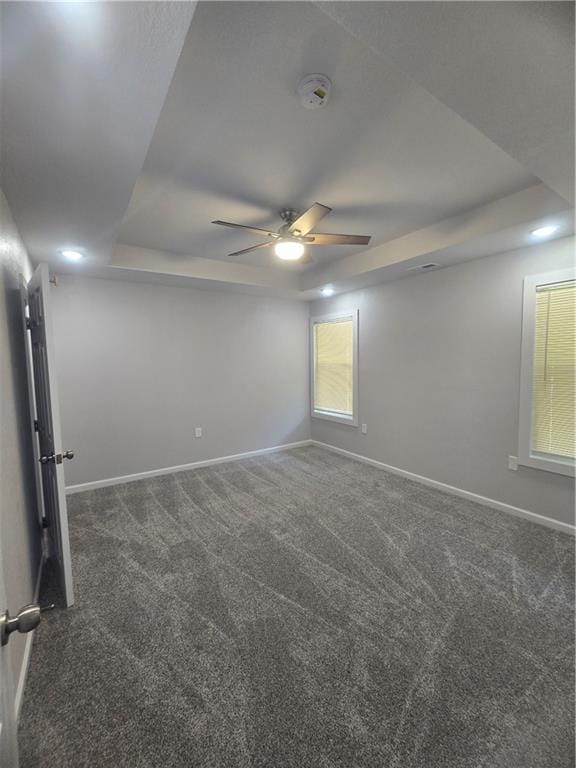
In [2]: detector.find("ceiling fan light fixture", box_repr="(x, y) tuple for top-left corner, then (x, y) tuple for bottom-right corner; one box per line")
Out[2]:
(212, 203), (371, 261)
(274, 238), (305, 261)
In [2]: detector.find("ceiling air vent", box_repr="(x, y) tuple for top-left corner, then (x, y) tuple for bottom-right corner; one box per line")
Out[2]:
(405, 263), (441, 272)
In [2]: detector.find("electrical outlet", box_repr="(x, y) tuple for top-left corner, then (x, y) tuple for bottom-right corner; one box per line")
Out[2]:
(195, 427), (202, 438)
(361, 424), (368, 434)
(508, 455), (518, 471)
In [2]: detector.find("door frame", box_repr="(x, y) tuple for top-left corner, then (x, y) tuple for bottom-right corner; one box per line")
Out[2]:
(26, 264), (74, 607)
(0, 544), (20, 767)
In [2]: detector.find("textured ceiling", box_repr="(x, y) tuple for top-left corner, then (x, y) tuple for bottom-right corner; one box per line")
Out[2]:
(317, 1), (575, 203)
(0, 1), (573, 298)
(0, 1), (196, 266)
(117, 1), (536, 270)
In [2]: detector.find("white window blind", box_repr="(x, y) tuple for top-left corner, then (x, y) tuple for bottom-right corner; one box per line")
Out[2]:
(531, 280), (575, 459)
(312, 315), (356, 421)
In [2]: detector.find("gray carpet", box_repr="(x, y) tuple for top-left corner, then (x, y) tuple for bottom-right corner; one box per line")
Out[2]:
(19, 446), (574, 768)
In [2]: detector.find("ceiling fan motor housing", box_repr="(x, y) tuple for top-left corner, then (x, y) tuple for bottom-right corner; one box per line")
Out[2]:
(279, 208), (301, 233)
(297, 74), (331, 109)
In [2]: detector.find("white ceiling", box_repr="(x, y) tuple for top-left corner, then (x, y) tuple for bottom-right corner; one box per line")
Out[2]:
(317, 1), (575, 203)
(117, 1), (536, 269)
(0, 1), (196, 265)
(300, 186), (574, 298)
(0, 1), (573, 299)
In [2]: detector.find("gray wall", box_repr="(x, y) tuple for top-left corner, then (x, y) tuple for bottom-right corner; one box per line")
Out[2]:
(0, 188), (41, 696)
(50, 237), (575, 527)
(52, 276), (310, 487)
(311, 237), (575, 527)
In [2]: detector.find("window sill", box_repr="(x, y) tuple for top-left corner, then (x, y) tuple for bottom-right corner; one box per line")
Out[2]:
(517, 453), (575, 478)
(312, 410), (358, 427)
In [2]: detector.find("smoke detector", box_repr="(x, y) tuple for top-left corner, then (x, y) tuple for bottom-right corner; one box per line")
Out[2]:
(297, 74), (331, 109)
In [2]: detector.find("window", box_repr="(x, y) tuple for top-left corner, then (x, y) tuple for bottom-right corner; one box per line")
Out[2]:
(518, 269), (575, 476)
(311, 311), (358, 425)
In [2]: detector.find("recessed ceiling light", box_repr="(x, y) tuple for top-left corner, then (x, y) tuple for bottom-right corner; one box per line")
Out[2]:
(61, 249), (85, 262)
(321, 285), (335, 297)
(531, 225), (559, 240)
(274, 239), (305, 261)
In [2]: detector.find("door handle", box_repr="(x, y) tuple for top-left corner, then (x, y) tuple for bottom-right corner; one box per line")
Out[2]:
(0, 603), (54, 646)
(63, 450), (74, 460)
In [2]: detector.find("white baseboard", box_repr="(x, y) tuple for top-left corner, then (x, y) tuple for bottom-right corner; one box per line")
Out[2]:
(65, 436), (574, 534)
(66, 440), (313, 494)
(15, 554), (44, 721)
(312, 441), (575, 536)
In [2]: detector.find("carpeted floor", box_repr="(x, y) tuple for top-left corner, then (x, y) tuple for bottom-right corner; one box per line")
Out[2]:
(19, 446), (574, 768)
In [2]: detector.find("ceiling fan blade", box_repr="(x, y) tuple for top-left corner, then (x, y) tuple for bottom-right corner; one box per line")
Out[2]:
(308, 233), (372, 245)
(289, 203), (332, 235)
(227, 241), (275, 258)
(212, 220), (278, 237)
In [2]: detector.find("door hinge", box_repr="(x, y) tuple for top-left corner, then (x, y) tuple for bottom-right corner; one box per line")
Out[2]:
(26, 317), (32, 330)
(34, 419), (39, 432)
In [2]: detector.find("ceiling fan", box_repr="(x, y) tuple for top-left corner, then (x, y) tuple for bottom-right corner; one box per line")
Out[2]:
(212, 203), (371, 262)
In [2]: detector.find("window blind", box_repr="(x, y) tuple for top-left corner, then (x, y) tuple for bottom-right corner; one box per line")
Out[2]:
(314, 318), (354, 415)
(532, 280), (575, 459)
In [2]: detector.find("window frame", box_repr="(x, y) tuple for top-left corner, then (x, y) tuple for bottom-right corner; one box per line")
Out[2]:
(518, 267), (575, 477)
(310, 309), (359, 426)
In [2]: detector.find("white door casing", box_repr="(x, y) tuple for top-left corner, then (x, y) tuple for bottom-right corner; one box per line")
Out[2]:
(0, 543), (19, 768)
(26, 265), (74, 607)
